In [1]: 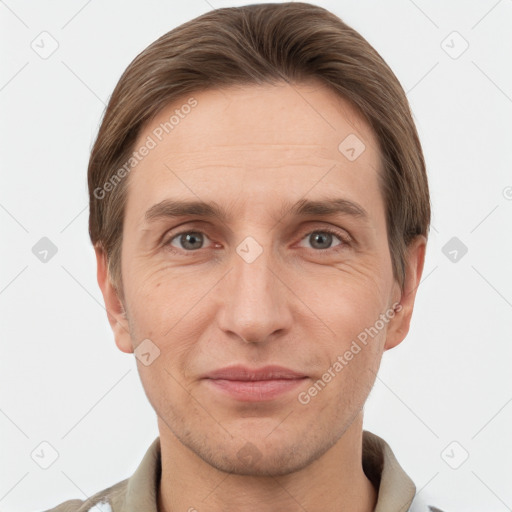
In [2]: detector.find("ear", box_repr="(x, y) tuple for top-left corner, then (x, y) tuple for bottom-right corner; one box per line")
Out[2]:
(94, 244), (134, 354)
(384, 235), (427, 351)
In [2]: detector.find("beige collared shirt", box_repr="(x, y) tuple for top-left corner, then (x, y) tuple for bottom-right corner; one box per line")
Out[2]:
(43, 430), (440, 512)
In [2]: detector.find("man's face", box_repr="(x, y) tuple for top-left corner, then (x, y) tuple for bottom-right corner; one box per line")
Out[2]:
(100, 81), (414, 475)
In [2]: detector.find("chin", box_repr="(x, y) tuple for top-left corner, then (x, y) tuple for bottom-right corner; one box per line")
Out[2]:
(187, 430), (332, 478)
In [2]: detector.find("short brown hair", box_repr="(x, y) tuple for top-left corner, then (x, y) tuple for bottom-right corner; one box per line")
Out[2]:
(88, 1), (430, 301)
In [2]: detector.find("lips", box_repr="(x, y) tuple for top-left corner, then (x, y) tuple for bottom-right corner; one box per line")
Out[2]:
(203, 365), (307, 381)
(202, 365), (308, 402)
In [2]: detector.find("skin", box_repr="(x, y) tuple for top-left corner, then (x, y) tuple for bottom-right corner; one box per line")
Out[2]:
(96, 80), (426, 512)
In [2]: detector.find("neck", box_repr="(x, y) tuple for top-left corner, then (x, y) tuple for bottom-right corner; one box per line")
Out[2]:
(157, 414), (377, 512)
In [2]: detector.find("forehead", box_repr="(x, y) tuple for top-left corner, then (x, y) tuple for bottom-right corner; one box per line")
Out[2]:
(125, 81), (383, 224)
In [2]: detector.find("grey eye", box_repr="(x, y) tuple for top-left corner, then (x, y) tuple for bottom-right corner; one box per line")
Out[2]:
(170, 232), (208, 251)
(299, 231), (343, 250)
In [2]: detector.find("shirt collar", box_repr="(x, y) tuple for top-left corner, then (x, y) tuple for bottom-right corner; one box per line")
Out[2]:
(362, 430), (416, 511)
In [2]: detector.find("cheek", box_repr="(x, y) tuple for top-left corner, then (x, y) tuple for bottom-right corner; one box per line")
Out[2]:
(302, 319), (385, 412)
(296, 268), (390, 390)
(124, 269), (214, 375)
(123, 262), (197, 334)
(299, 264), (390, 332)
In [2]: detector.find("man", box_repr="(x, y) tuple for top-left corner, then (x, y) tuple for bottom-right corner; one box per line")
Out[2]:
(46, 2), (438, 511)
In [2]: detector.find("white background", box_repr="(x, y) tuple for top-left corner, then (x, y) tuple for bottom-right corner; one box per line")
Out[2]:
(1, 1), (511, 511)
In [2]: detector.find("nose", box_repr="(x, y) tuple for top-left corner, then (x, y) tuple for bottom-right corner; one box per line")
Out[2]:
(216, 241), (294, 344)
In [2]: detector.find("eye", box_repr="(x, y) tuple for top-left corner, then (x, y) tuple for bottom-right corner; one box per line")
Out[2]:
(165, 231), (212, 253)
(297, 228), (350, 252)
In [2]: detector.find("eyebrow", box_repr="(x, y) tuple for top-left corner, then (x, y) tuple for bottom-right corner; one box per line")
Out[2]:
(144, 197), (369, 224)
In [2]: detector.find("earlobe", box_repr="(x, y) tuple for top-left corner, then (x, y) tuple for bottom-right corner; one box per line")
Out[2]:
(94, 244), (134, 354)
(384, 235), (427, 351)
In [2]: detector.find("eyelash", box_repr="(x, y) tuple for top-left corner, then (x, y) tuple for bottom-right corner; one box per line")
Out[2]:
(163, 226), (352, 256)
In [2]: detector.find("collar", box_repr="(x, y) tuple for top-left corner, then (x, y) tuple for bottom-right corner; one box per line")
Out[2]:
(362, 430), (416, 511)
